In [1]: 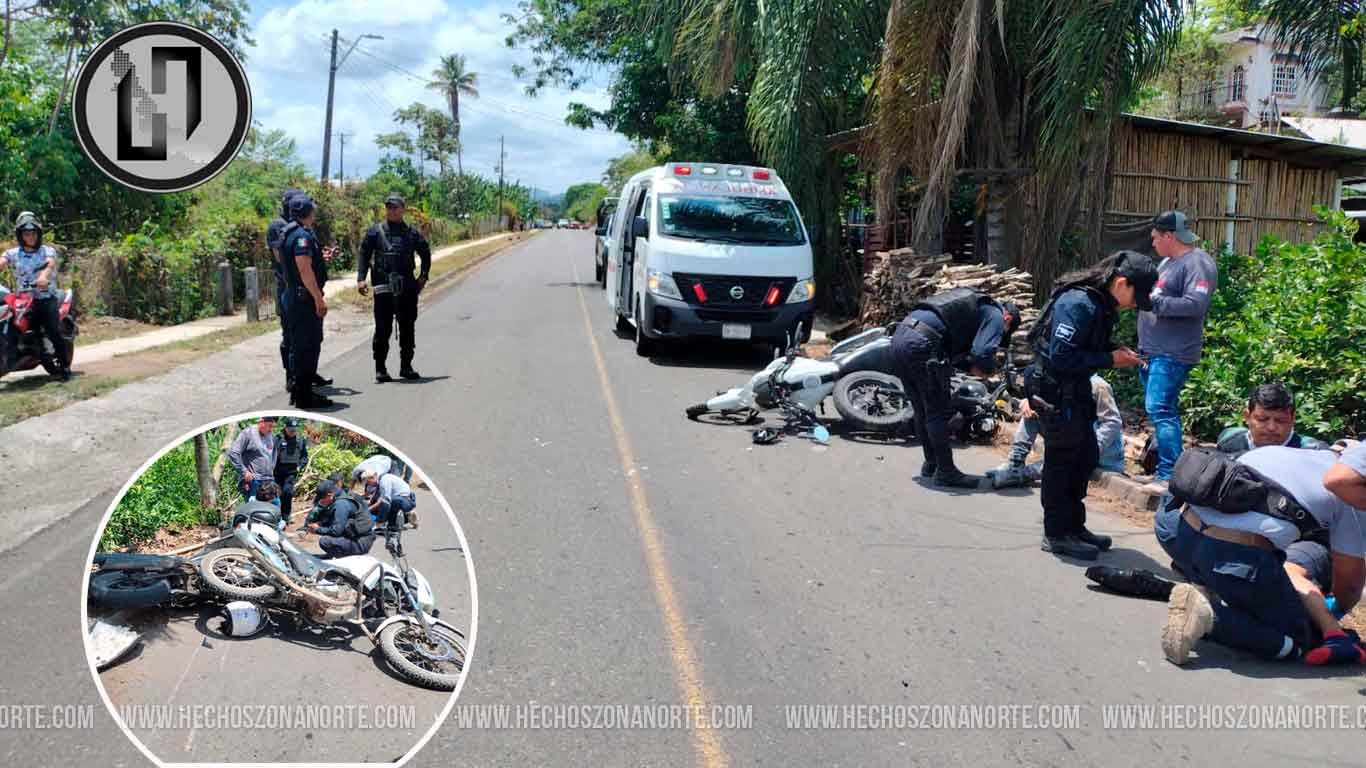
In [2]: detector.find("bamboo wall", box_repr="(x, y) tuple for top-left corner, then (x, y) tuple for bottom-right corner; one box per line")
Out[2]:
(1103, 120), (1338, 251)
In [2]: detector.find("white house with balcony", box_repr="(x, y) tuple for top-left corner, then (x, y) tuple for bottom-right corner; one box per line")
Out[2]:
(1212, 26), (1335, 129)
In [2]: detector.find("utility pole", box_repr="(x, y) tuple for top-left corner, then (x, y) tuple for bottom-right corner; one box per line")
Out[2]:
(496, 134), (506, 230)
(336, 132), (352, 186)
(321, 30), (384, 181)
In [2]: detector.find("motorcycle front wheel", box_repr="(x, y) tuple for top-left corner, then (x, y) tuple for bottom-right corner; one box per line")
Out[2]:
(832, 372), (914, 433)
(199, 548), (276, 600)
(379, 621), (466, 691)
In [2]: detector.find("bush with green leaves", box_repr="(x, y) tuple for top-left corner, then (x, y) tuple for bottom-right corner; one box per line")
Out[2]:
(1180, 211), (1366, 441)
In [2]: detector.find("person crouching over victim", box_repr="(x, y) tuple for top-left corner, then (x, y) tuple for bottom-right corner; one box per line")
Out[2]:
(363, 470), (419, 529)
(890, 288), (1022, 488)
(1161, 443), (1366, 666)
(305, 480), (375, 557)
(1027, 251), (1156, 560)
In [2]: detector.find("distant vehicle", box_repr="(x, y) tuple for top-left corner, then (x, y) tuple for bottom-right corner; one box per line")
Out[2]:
(594, 196), (620, 287)
(556, 218), (570, 229)
(604, 163), (814, 357)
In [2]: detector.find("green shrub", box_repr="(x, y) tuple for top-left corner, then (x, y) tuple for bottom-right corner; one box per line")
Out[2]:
(1175, 211), (1366, 440)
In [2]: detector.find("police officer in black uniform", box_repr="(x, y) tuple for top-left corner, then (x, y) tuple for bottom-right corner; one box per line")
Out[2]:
(358, 195), (431, 382)
(267, 189), (333, 397)
(281, 195), (334, 409)
(306, 479), (376, 557)
(272, 417), (309, 521)
(891, 288), (1021, 488)
(1027, 251), (1157, 560)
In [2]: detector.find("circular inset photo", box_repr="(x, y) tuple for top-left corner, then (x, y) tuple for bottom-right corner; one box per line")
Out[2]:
(82, 412), (477, 765)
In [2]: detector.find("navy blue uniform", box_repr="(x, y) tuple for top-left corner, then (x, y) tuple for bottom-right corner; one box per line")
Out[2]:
(266, 216), (293, 386)
(1029, 286), (1117, 537)
(282, 223), (326, 400)
(272, 432), (308, 521)
(315, 493), (375, 558)
(359, 221), (431, 372)
(890, 301), (1006, 479)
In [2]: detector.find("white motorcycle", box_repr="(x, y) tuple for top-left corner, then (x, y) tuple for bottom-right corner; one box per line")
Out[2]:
(197, 507), (466, 690)
(686, 324), (914, 433)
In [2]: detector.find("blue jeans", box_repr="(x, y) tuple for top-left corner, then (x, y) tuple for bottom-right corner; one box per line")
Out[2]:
(374, 493), (416, 526)
(1139, 356), (1193, 480)
(1191, 534), (1315, 660)
(1010, 416), (1126, 473)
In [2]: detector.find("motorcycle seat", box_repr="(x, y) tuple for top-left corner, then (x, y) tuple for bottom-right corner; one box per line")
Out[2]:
(279, 538), (361, 587)
(93, 553), (186, 571)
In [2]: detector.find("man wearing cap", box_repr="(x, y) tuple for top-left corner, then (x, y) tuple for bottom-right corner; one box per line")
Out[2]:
(363, 470), (419, 529)
(350, 453), (397, 491)
(1139, 211), (1219, 487)
(272, 417), (309, 521)
(306, 480), (376, 557)
(268, 189), (333, 398)
(358, 195), (432, 382)
(281, 195), (334, 409)
(226, 416), (279, 500)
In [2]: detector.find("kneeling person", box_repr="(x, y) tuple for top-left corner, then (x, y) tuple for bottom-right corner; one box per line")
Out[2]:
(306, 480), (375, 557)
(1161, 446), (1366, 666)
(1218, 382), (1326, 455)
(364, 471), (418, 529)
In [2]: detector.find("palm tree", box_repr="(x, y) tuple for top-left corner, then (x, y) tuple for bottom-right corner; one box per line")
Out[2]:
(1251, 0), (1364, 113)
(428, 53), (479, 177)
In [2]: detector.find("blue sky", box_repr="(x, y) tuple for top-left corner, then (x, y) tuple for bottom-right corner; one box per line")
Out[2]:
(242, 0), (632, 194)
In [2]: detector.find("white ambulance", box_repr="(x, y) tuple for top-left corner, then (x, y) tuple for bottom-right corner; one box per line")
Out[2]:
(605, 163), (815, 356)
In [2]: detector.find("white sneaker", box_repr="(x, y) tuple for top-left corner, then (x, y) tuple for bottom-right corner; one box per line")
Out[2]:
(1162, 583), (1214, 665)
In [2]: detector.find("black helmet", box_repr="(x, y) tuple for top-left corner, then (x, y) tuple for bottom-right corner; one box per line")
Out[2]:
(14, 211), (42, 246)
(999, 300), (1022, 338)
(1110, 250), (1158, 311)
(384, 194), (406, 209)
(280, 188), (305, 220)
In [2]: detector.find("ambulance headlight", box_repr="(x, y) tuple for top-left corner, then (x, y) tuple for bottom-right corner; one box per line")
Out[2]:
(646, 270), (682, 301)
(787, 278), (815, 304)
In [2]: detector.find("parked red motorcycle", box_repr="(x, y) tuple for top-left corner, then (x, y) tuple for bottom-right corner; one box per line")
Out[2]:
(0, 287), (77, 379)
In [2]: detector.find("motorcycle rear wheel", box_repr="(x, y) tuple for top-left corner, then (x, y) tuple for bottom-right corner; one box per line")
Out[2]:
(38, 333), (73, 376)
(89, 570), (173, 608)
(199, 548), (276, 600)
(379, 621), (466, 691)
(832, 372), (913, 433)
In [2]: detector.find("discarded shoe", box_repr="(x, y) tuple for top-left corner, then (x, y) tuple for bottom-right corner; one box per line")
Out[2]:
(1042, 535), (1099, 560)
(1162, 583), (1214, 666)
(1085, 566), (1174, 600)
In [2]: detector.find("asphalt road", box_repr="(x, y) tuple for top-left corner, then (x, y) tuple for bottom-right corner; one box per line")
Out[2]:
(93, 487), (471, 764)
(3, 229), (1363, 767)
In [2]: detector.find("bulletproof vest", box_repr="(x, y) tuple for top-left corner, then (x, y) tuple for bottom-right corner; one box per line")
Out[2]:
(281, 223), (327, 290)
(277, 436), (305, 469)
(373, 223), (416, 285)
(1029, 283), (1111, 368)
(914, 288), (993, 357)
(336, 493), (374, 539)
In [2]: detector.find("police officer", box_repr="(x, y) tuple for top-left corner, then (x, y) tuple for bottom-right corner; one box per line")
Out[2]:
(358, 195), (431, 382)
(272, 417), (309, 521)
(890, 288), (1020, 488)
(1, 212), (70, 381)
(1027, 251), (1156, 560)
(267, 189), (301, 394)
(305, 479), (376, 557)
(281, 195), (334, 409)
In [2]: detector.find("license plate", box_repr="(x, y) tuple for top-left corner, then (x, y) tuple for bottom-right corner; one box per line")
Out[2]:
(722, 323), (751, 340)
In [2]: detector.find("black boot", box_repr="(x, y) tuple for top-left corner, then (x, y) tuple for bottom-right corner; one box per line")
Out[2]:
(1041, 535), (1100, 560)
(376, 366), (392, 383)
(399, 363), (420, 380)
(933, 469), (981, 489)
(312, 373), (333, 387)
(1077, 527), (1113, 552)
(920, 462), (938, 479)
(1085, 566), (1174, 600)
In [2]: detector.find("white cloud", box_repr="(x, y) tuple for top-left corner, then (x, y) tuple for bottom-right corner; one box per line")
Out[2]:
(243, 0), (632, 193)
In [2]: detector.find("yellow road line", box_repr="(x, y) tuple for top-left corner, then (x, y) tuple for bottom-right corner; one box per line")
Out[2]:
(571, 263), (729, 768)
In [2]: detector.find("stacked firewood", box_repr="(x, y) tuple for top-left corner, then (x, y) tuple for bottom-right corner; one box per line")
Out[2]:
(852, 247), (1041, 367)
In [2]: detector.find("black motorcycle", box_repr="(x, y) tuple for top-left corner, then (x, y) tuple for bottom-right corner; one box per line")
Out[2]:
(89, 552), (200, 608)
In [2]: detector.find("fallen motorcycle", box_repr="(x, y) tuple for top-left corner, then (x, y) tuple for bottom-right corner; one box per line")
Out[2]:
(197, 510), (466, 690)
(0, 286), (77, 379)
(686, 324), (914, 433)
(89, 552), (200, 608)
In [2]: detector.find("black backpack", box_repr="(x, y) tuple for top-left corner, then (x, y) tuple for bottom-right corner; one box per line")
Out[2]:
(1168, 448), (1324, 539)
(339, 493), (374, 539)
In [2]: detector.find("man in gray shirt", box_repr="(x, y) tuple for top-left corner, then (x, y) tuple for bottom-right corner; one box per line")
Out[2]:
(1137, 210), (1219, 483)
(1161, 446), (1366, 666)
(226, 416), (279, 500)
